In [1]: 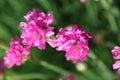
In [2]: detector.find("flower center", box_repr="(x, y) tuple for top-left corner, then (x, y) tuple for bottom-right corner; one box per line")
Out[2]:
(113, 50), (120, 56)
(74, 47), (78, 52)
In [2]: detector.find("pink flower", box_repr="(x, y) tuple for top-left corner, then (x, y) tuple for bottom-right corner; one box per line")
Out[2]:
(66, 75), (75, 80)
(58, 75), (75, 80)
(20, 9), (54, 50)
(80, 0), (88, 3)
(113, 61), (120, 74)
(111, 46), (120, 59)
(48, 25), (92, 63)
(4, 37), (30, 68)
(111, 46), (120, 74)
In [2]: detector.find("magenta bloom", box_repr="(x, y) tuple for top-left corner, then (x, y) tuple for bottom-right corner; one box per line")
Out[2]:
(20, 9), (54, 50)
(65, 75), (75, 80)
(58, 75), (75, 80)
(111, 46), (120, 59)
(111, 46), (120, 74)
(4, 37), (30, 68)
(80, 0), (88, 3)
(113, 61), (120, 74)
(48, 25), (92, 63)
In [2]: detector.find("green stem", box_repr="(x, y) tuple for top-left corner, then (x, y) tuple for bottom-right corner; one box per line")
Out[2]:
(106, 13), (118, 33)
(100, 0), (118, 33)
(88, 51), (117, 79)
(39, 60), (87, 80)
(0, 45), (8, 51)
(39, 60), (70, 76)
(0, 73), (52, 80)
(100, 0), (110, 10)
(3, 68), (7, 80)
(0, 45), (8, 80)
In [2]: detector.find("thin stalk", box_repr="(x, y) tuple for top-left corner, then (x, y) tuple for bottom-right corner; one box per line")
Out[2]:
(39, 60), (87, 80)
(88, 51), (116, 79)
(39, 60), (70, 76)
(3, 68), (7, 80)
(0, 45), (8, 51)
(1, 73), (52, 80)
(106, 13), (118, 33)
(0, 45), (8, 80)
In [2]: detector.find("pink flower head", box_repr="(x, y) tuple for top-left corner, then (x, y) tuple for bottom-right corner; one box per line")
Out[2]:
(111, 46), (120, 59)
(48, 25), (92, 63)
(113, 61), (120, 74)
(4, 37), (30, 68)
(58, 75), (75, 80)
(111, 46), (120, 74)
(80, 0), (88, 3)
(20, 9), (54, 50)
(65, 75), (75, 80)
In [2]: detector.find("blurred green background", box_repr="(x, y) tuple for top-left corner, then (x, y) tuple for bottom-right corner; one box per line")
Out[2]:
(0, 0), (120, 80)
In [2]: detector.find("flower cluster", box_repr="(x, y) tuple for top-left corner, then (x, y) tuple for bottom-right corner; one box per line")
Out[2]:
(4, 37), (30, 68)
(20, 9), (54, 50)
(111, 46), (120, 74)
(48, 25), (92, 63)
(4, 9), (92, 70)
(58, 75), (75, 80)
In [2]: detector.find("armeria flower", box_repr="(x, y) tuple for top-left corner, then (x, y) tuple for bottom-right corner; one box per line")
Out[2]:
(48, 25), (92, 63)
(111, 46), (120, 59)
(20, 9), (54, 50)
(80, 0), (99, 3)
(4, 37), (30, 68)
(113, 61), (120, 74)
(111, 46), (120, 74)
(58, 75), (75, 80)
